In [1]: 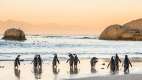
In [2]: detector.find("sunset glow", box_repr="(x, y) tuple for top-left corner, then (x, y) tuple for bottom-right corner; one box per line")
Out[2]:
(0, 0), (142, 35)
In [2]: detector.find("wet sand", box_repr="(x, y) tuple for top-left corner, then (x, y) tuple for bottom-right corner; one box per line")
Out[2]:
(65, 74), (142, 80)
(0, 58), (142, 80)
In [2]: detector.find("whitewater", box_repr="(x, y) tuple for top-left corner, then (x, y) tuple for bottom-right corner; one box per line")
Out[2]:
(0, 35), (142, 61)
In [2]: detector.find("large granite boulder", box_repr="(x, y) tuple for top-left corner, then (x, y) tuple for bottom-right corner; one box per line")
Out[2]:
(99, 24), (126, 40)
(2, 28), (26, 41)
(124, 18), (142, 30)
(99, 18), (142, 40)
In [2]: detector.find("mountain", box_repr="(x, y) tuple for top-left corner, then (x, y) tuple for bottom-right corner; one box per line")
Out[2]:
(0, 19), (59, 35)
(0, 19), (33, 35)
(0, 19), (65, 35)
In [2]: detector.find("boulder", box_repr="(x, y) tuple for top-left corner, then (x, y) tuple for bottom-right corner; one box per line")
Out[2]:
(99, 18), (142, 40)
(124, 18), (142, 30)
(2, 28), (26, 41)
(99, 24), (126, 40)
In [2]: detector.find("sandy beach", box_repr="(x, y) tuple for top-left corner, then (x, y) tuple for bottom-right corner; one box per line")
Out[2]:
(0, 58), (141, 80)
(1, 0), (142, 80)
(65, 74), (142, 80)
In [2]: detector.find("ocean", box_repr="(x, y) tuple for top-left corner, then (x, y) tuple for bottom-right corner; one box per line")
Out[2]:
(1, 35), (142, 80)
(0, 35), (142, 61)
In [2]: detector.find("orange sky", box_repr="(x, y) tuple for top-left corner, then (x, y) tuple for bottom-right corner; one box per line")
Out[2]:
(0, 0), (142, 35)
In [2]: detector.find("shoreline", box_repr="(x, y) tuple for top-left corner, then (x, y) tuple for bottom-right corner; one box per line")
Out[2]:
(65, 74), (142, 80)
(0, 57), (142, 61)
(0, 58), (142, 80)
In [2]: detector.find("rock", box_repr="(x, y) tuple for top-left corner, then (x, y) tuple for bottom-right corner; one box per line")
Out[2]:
(124, 18), (142, 30)
(102, 63), (105, 66)
(0, 66), (4, 68)
(99, 24), (126, 40)
(99, 18), (142, 41)
(2, 28), (26, 41)
(101, 68), (104, 69)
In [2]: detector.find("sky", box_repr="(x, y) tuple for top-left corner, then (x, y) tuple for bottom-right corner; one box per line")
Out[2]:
(0, 0), (142, 35)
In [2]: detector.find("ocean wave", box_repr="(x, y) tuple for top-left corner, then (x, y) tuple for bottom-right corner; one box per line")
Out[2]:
(0, 35), (142, 61)
(41, 35), (97, 39)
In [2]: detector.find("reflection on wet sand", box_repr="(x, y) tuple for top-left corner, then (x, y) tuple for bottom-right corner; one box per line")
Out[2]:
(52, 66), (60, 75)
(91, 67), (96, 73)
(14, 68), (20, 80)
(52, 67), (60, 80)
(124, 70), (130, 74)
(69, 67), (79, 74)
(33, 67), (42, 79)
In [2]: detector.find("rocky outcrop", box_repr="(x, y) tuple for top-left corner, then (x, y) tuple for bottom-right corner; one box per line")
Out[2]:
(99, 24), (126, 40)
(99, 18), (142, 40)
(2, 28), (26, 41)
(124, 18), (142, 30)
